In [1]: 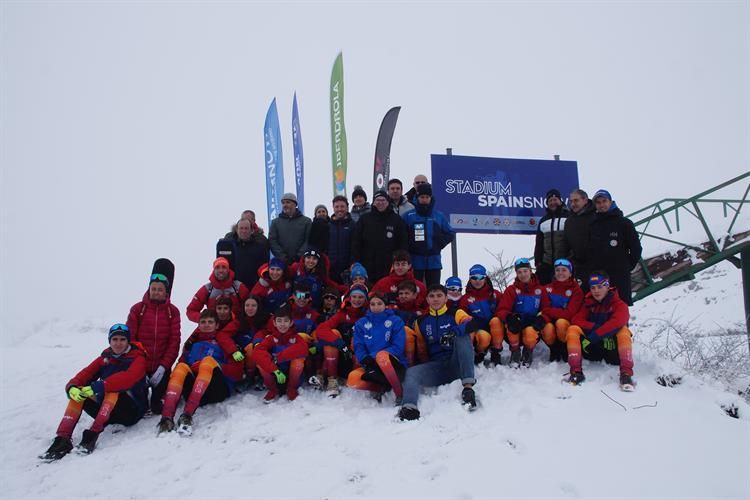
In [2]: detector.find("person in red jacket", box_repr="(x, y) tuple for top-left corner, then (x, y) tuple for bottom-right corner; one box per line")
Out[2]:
(40, 324), (147, 460)
(494, 258), (550, 367)
(391, 279), (428, 366)
(126, 273), (181, 415)
(565, 271), (635, 390)
(186, 257), (250, 323)
(370, 250), (428, 306)
(288, 247), (347, 308)
(458, 264), (504, 366)
(157, 309), (245, 435)
(251, 258), (293, 314)
(251, 304), (309, 403)
(541, 259), (584, 362)
(233, 295), (270, 383)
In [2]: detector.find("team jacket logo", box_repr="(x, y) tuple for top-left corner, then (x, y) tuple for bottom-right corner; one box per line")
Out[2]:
(364, 321), (373, 330)
(384, 320), (393, 328)
(565, 290), (572, 297)
(467, 296), (476, 303)
(289, 338), (296, 344)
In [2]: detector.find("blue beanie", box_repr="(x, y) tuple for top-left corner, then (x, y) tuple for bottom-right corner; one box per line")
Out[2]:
(445, 276), (462, 289)
(593, 189), (612, 201)
(350, 262), (368, 280)
(348, 283), (369, 298)
(469, 264), (487, 277)
(269, 257), (286, 270)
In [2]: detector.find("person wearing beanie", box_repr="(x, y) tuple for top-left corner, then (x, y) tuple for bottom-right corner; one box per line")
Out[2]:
(307, 195), (355, 284)
(186, 257), (250, 323)
(541, 258), (584, 363)
(533, 188), (570, 285)
(563, 189), (596, 291)
(219, 217), (270, 291)
(251, 259), (292, 314)
(40, 324), (148, 460)
(586, 189), (642, 306)
(405, 174), (429, 205)
(269, 191), (312, 266)
(319, 287), (341, 322)
(402, 183), (455, 287)
(387, 178), (415, 216)
(458, 264), (504, 366)
(288, 246), (347, 308)
(351, 190), (408, 284)
(445, 276), (463, 311)
(314, 204), (329, 220)
(126, 271), (181, 415)
(350, 185), (371, 224)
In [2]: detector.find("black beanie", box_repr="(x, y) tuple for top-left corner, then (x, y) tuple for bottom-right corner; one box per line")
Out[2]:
(545, 189), (561, 201)
(352, 185), (367, 201)
(416, 183), (433, 197)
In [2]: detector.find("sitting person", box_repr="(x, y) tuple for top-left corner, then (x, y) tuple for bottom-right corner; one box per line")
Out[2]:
(318, 287), (341, 322)
(398, 285), (478, 421)
(41, 324), (147, 460)
(348, 262), (370, 289)
(565, 271), (635, 391)
(347, 292), (407, 402)
(458, 264), (504, 366)
(289, 282), (321, 338)
(288, 247), (346, 308)
(391, 279), (428, 366)
(445, 276), (463, 311)
(157, 309), (244, 435)
(233, 295), (269, 383)
(541, 259), (584, 362)
(251, 258), (292, 313)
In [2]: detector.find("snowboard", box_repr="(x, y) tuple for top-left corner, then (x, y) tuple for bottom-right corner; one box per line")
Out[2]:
(151, 258), (175, 294)
(216, 239), (237, 271)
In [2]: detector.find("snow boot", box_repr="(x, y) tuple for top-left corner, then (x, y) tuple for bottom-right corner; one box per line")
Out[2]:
(40, 436), (73, 461)
(75, 429), (99, 455)
(398, 406), (420, 421)
(488, 348), (502, 367)
(566, 371), (585, 385)
(509, 349), (522, 368)
(619, 373), (635, 392)
(308, 374), (324, 389)
(474, 351), (486, 365)
(461, 387), (477, 411)
(157, 416), (175, 434)
(548, 342), (562, 362)
(326, 377), (340, 398)
(521, 347), (533, 367)
(176, 413), (193, 436)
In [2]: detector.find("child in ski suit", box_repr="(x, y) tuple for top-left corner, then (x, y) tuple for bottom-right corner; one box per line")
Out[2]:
(287, 247), (347, 308)
(391, 279), (428, 366)
(370, 250), (428, 306)
(541, 259), (584, 362)
(251, 258), (292, 314)
(458, 264), (504, 366)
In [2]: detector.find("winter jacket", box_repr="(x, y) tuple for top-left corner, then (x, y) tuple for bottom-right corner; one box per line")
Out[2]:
(252, 324), (309, 373)
(402, 199), (455, 270)
(179, 321), (243, 382)
(541, 278), (584, 321)
(251, 268), (292, 313)
(66, 342), (148, 414)
(288, 254), (347, 308)
(495, 275), (550, 322)
(390, 299), (428, 328)
(351, 207), (408, 283)
(534, 206), (571, 282)
(350, 202), (371, 224)
(186, 269), (250, 323)
(458, 284), (503, 329)
(572, 288), (630, 338)
(314, 300), (368, 346)
(221, 232), (270, 290)
(127, 293), (181, 373)
(370, 269), (428, 306)
(327, 214), (355, 282)
(234, 314), (268, 349)
(564, 200), (596, 283)
(353, 309), (407, 367)
(290, 301), (321, 335)
(392, 196), (415, 217)
(414, 305), (472, 361)
(269, 209), (312, 265)
(587, 206), (642, 306)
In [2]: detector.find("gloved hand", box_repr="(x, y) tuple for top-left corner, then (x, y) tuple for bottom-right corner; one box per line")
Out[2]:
(531, 315), (546, 331)
(440, 331), (456, 347)
(272, 370), (287, 385)
(149, 366), (166, 387)
(308, 346), (317, 356)
(360, 356), (376, 371)
(463, 318), (480, 335)
(586, 331), (602, 347)
(505, 313), (523, 333)
(68, 386), (85, 402)
(603, 337), (616, 351)
(232, 351), (245, 362)
(81, 386), (95, 398)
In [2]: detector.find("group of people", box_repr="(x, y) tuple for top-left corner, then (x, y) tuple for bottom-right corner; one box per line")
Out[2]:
(41, 176), (643, 461)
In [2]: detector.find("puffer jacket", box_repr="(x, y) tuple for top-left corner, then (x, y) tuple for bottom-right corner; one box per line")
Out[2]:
(127, 293), (181, 373)
(269, 209), (312, 264)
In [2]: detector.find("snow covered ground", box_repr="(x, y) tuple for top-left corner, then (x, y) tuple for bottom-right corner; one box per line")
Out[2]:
(1, 263), (749, 499)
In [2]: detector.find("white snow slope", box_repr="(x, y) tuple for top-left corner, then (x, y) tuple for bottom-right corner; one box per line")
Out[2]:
(1, 263), (749, 500)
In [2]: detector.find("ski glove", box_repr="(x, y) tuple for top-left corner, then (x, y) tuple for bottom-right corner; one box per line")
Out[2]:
(531, 315), (546, 332)
(308, 346), (317, 356)
(232, 351), (245, 362)
(603, 337), (616, 351)
(149, 366), (166, 387)
(81, 386), (95, 398)
(68, 386), (85, 402)
(440, 331), (456, 347)
(272, 370), (287, 385)
(505, 313), (523, 333)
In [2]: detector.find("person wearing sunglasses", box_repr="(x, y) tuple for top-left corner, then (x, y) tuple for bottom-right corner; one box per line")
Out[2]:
(288, 282), (321, 337)
(41, 324), (147, 460)
(534, 188), (571, 285)
(444, 277), (463, 311)
(458, 264), (504, 367)
(541, 259), (584, 363)
(318, 287), (341, 322)
(494, 258), (551, 368)
(126, 273), (181, 415)
(186, 257), (250, 323)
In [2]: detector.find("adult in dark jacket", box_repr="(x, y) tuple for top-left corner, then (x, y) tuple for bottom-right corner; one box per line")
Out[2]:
(350, 185), (371, 224)
(222, 218), (270, 290)
(564, 189), (597, 290)
(308, 196), (355, 283)
(351, 190), (408, 283)
(587, 190), (642, 306)
(402, 183), (455, 287)
(269, 192), (312, 266)
(534, 189), (570, 285)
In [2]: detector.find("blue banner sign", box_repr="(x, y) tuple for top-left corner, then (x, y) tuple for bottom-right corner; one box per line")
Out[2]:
(430, 154), (579, 234)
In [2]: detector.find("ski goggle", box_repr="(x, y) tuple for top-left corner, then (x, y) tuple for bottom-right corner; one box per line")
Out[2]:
(469, 274), (486, 281)
(514, 258), (530, 267)
(446, 286), (462, 292)
(150, 273), (169, 284)
(109, 323), (130, 335)
(295, 291), (311, 299)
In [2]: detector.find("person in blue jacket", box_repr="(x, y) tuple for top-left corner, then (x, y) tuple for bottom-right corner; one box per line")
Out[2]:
(398, 284), (478, 420)
(346, 291), (407, 401)
(402, 183), (456, 287)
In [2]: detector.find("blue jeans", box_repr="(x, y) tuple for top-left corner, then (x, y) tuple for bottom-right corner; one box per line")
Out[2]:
(402, 335), (476, 409)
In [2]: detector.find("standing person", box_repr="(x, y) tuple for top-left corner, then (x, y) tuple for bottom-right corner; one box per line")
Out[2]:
(40, 324), (147, 460)
(186, 257), (250, 323)
(251, 258), (293, 314)
(350, 185), (371, 224)
(351, 189), (408, 284)
(222, 218), (270, 290)
(387, 178), (414, 216)
(308, 196), (355, 284)
(269, 192), (312, 266)
(565, 271), (635, 391)
(564, 189), (596, 290)
(534, 189), (570, 285)
(541, 259), (584, 362)
(224, 209), (265, 238)
(587, 190), (642, 306)
(314, 205), (329, 219)
(126, 273), (181, 415)
(402, 183), (455, 286)
(370, 250), (427, 306)
(405, 174), (428, 205)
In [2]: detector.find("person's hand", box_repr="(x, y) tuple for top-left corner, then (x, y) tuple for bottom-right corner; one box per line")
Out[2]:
(531, 315), (546, 331)
(80, 386), (95, 398)
(308, 346), (317, 356)
(440, 332), (456, 347)
(68, 387), (85, 402)
(150, 366), (166, 387)
(272, 370), (287, 385)
(505, 313), (523, 333)
(232, 351), (245, 362)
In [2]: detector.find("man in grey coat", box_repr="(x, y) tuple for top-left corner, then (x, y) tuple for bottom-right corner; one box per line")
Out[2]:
(269, 193), (312, 266)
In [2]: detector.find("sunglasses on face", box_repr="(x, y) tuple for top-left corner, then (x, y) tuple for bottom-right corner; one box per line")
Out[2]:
(295, 292), (311, 299)
(469, 275), (486, 281)
(446, 286), (462, 292)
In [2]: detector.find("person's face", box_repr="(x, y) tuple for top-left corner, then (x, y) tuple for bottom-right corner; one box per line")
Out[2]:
(109, 335), (129, 355)
(216, 304), (232, 321)
(398, 289), (417, 303)
(569, 193), (586, 213)
(237, 220), (252, 240)
(349, 294), (366, 308)
(516, 267), (532, 283)
(148, 282), (167, 302)
(281, 199), (297, 215)
(244, 298), (258, 317)
(547, 196), (561, 210)
(294, 291), (311, 308)
(417, 194), (431, 205)
(369, 298), (386, 313)
(199, 317), (217, 333)
(469, 276), (485, 289)
(333, 200), (348, 218)
(595, 197), (613, 213)
(315, 207), (328, 219)
(426, 290), (447, 310)
(590, 283), (610, 301)
(392, 260), (411, 276)
(372, 196), (389, 212)
(555, 266), (572, 282)
(274, 316), (292, 332)
(268, 266), (284, 281)
(352, 276), (367, 286)
(413, 175), (428, 189)
(323, 296), (338, 309)
(214, 265), (229, 281)
(353, 195), (366, 207)
(388, 183), (402, 200)
(304, 255), (319, 270)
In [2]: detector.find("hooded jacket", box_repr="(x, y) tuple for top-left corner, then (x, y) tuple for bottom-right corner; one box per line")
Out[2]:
(127, 293), (181, 373)
(186, 269), (250, 323)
